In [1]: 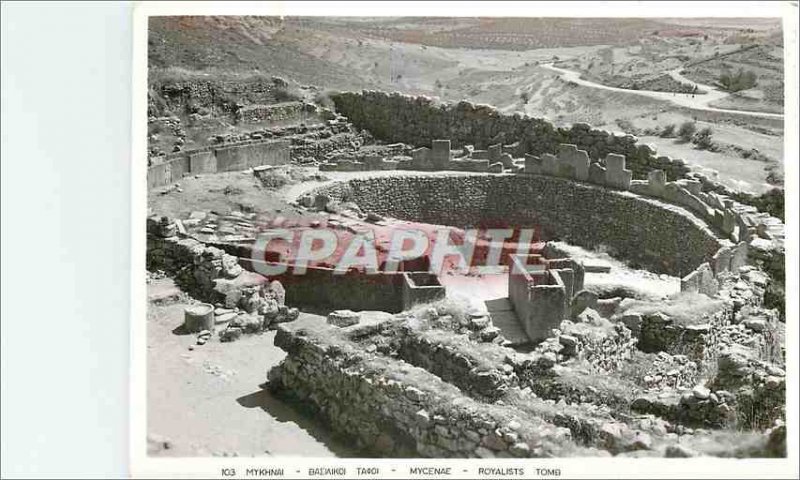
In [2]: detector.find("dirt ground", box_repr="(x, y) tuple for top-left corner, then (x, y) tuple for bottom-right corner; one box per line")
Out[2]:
(147, 294), (358, 457)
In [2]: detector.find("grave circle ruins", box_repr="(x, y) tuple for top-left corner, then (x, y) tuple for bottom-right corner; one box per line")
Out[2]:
(148, 88), (786, 459)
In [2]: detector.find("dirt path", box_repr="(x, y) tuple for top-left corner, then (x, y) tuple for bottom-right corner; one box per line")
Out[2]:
(541, 63), (784, 119)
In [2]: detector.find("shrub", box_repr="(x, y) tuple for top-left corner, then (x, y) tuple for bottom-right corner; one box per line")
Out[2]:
(719, 68), (758, 92)
(660, 124), (676, 138)
(520, 91), (530, 104)
(677, 121), (696, 142)
(692, 126), (715, 150)
(614, 118), (638, 135)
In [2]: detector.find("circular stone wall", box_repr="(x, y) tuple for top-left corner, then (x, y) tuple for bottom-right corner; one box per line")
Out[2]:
(313, 173), (724, 277)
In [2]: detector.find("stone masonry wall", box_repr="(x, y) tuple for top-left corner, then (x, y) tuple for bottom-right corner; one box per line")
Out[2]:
(269, 316), (587, 458)
(148, 139), (290, 188)
(313, 174), (723, 277)
(330, 91), (691, 181)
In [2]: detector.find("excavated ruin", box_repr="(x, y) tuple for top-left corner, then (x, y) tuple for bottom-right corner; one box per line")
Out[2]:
(147, 89), (786, 459)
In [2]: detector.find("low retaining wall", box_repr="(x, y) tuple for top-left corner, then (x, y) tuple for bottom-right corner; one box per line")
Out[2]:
(269, 316), (585, 458)
(240, 260), (444, 314)
(235, 101), (314, 124)
(148, 139), (290, 188)
(146, 220), (268, 305)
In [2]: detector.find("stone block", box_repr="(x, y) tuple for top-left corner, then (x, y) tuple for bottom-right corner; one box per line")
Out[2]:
(488, 144), (502, 162)
(647, 169), (666, 196)
(557, 144), (590, 182)
(327, 309), (361, 327)
(541, 153), (559, 176)
(711, 246), (732, 275)
(213, 270), (269, 308)
(498, 153), (514, 168)
(571, 290), (598, 319)
(680, 263), (718, 297)
(722, 209), (737, 237)
(524, 153), (542, 174)
(604, 153), (631, 190)
(431, 139), (451, 169)
(525, 284), (566, 343)
(588, 163), (606, 185)
(412, 147), (431, 169)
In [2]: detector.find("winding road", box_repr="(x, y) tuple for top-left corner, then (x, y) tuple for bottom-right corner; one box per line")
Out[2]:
(541, 63), (783, 120)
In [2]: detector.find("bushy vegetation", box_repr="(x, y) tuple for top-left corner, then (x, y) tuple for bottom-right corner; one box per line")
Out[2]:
(692, 126), (717, 151)
(677, 121), (697, 142)
(659, 123), (676, 138)
(718, 68), (758, 92)
(614, 118), (639, 135)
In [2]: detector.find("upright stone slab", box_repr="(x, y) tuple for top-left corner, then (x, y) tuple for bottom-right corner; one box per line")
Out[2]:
(736, 214), (756, 242)
(411, 147), (431, 170)
(722, 209), (737, 237)
(697, 263), (719, 296)
(431, 139), (451, 170)
(546, 258), (585, 293)
(487, 144), (502, 163)
(681, 263), (718, 297)
(588, 163), (606, 185)
(526, 283), (566, 343)
(498, 153), (514, 169)
(604, 153), (632, 190)
(550, 268), (575, 307)
(524, 153), (542, 174)
(681, 269), (701, 293)
(712, 246), (732, 275)
(647, 169), (666, 197)
(541, 153), (559, 176)
(557, 144), (590, 182)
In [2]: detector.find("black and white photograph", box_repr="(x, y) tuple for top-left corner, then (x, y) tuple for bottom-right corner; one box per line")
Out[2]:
(141, 5), (790, 462)
(2, 2), (798, 479)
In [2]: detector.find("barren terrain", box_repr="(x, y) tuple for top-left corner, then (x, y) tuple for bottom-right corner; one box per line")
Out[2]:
(145, 16), (787, 459)
(149, 16), (785, 192)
